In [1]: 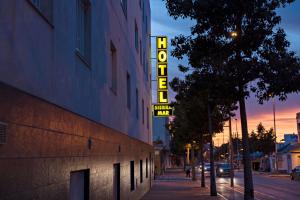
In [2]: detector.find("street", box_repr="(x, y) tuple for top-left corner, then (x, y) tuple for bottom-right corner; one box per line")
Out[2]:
(215, 171), (300, 200)
(142, 169), (300, 200)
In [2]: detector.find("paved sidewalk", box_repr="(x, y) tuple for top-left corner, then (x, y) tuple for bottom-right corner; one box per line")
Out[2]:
(141, 169), (223, 200)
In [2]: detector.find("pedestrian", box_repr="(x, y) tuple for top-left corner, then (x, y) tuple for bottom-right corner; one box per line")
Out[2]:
(186, 168), (191, 177)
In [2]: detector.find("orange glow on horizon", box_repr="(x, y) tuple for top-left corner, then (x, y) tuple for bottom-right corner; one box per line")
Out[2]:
(214, 107), (299, 147)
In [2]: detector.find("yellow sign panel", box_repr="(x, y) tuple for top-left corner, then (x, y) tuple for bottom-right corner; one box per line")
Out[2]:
(156, 36), (168, 104)
(153, 104), (173, 117)
(153, 36), (173, 117)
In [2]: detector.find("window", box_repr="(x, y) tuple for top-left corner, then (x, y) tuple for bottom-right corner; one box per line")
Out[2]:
(145, 16), (148, 33)
(127, 73), (131, 110)
(140, 40), (142, 64)
(143, 50), (146, 72)
(142, 99), (144, 124)
(140, 160), (143, 183)
(28, 0), (53, 24)
(130, 161), (135, 191)
(0, 122), (7, 144)
(110, 42), (117, 94)
(120, 0), (127, 18)
(147, 107), (149, 129)
(135, 21), (139, 51)
(136, 89), (139, 119)
(70, 170), (90, 200)
(146, 158), (148, 178)
(76, 0), (91, 65)
(142, 1), (144, 20)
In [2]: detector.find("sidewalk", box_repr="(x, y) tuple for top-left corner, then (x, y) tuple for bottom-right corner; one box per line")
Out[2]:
(252, 170), (290, 177)
(141, 169), (223, 200)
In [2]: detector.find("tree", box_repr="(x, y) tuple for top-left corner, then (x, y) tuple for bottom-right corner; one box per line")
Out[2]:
(249, 123), (275, 155)
(164, 1), (300, 199)
(169, 70), (235, 194)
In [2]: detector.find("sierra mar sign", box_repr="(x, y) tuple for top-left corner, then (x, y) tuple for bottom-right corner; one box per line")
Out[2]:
(153, 36), (173, 117)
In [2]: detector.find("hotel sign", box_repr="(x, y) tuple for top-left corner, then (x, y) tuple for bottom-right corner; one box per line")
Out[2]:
(153, 36), (173, 117)
(153, 104), (173, 117)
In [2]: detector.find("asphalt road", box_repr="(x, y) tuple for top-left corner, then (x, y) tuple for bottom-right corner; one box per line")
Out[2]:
(214, 171), (300, 200)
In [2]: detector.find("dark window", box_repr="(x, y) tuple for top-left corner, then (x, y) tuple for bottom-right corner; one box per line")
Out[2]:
(136, 89), (139, 119)
(0, 122), (7, 144)
(76, 0), (91, 65)
(70, 169), (90, 200)
(130, 161), (135, 191)
(146, 158), (148, 178)
(110, 42), (117, 94)
(140, 160), (143, 183)
(145, 16), (148, 33)
(147, 107), (149, 129)
(135, 21), (139, 51)
(140, 40), (142, 64)
(142, 99), (144, 124)
(127, 73), (131, 110)
(28, 0), (53, 24)
(120, 0), (127, 18)
(143, 50), (146, 72)
(113, 164), (121, 200)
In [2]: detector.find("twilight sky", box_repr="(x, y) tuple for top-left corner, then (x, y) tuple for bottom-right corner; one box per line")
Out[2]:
(150, 0), (300, 145)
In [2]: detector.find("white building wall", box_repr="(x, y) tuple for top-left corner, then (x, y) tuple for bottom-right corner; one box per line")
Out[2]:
(0, 0), (152, 144)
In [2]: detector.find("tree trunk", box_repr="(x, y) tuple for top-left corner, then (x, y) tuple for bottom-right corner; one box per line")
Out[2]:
(191, 147), (196, 181)
(208, 103), (217, 196)
(200, 142), (205, 187)
(239, 96), (254, 200)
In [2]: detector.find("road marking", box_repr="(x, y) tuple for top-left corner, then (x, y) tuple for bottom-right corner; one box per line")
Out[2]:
(220, 184), (264, 200)
(231, 183), (276, 199)
(218, 192), (229, 200)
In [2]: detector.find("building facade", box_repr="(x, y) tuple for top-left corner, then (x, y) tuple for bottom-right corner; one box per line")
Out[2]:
(152, 117), (172, 175)
(0, 0), (152, 199)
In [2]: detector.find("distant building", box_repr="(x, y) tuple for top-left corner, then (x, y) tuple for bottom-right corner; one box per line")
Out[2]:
(277, 133), (298, 150)
(153, 117), (170, 147)
(276, 129), (300, 173)
(0, 0), (152, 199)
(152, 117), (171, 175)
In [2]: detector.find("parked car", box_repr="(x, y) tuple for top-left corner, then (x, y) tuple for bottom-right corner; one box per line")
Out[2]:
(196, 163), (211, 173)
(291, 166), (300, 181)
(216, 163), (231, 177)
(203, 163), (211, 172)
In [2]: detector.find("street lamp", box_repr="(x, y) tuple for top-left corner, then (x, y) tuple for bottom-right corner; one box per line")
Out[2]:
(230, 31), (238, 38)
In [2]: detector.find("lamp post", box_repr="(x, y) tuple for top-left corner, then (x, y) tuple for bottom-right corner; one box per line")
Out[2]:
(272, 97), (278, 171)
(223, 118), (234, 187)
(229, 117), (234, 187)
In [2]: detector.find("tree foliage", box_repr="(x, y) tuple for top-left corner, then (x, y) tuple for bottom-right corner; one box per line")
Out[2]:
(249, 123), (275, 155)
(164, 0), (300, 199)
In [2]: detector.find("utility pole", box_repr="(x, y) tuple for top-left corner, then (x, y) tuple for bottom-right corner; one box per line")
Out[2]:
(272, 97), (278, 171)
(229, 118), (234, 187)
(235, 118), (239, 169)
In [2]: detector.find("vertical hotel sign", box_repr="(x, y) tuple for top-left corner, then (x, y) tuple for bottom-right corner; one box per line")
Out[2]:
(153, 36), (173, 117)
